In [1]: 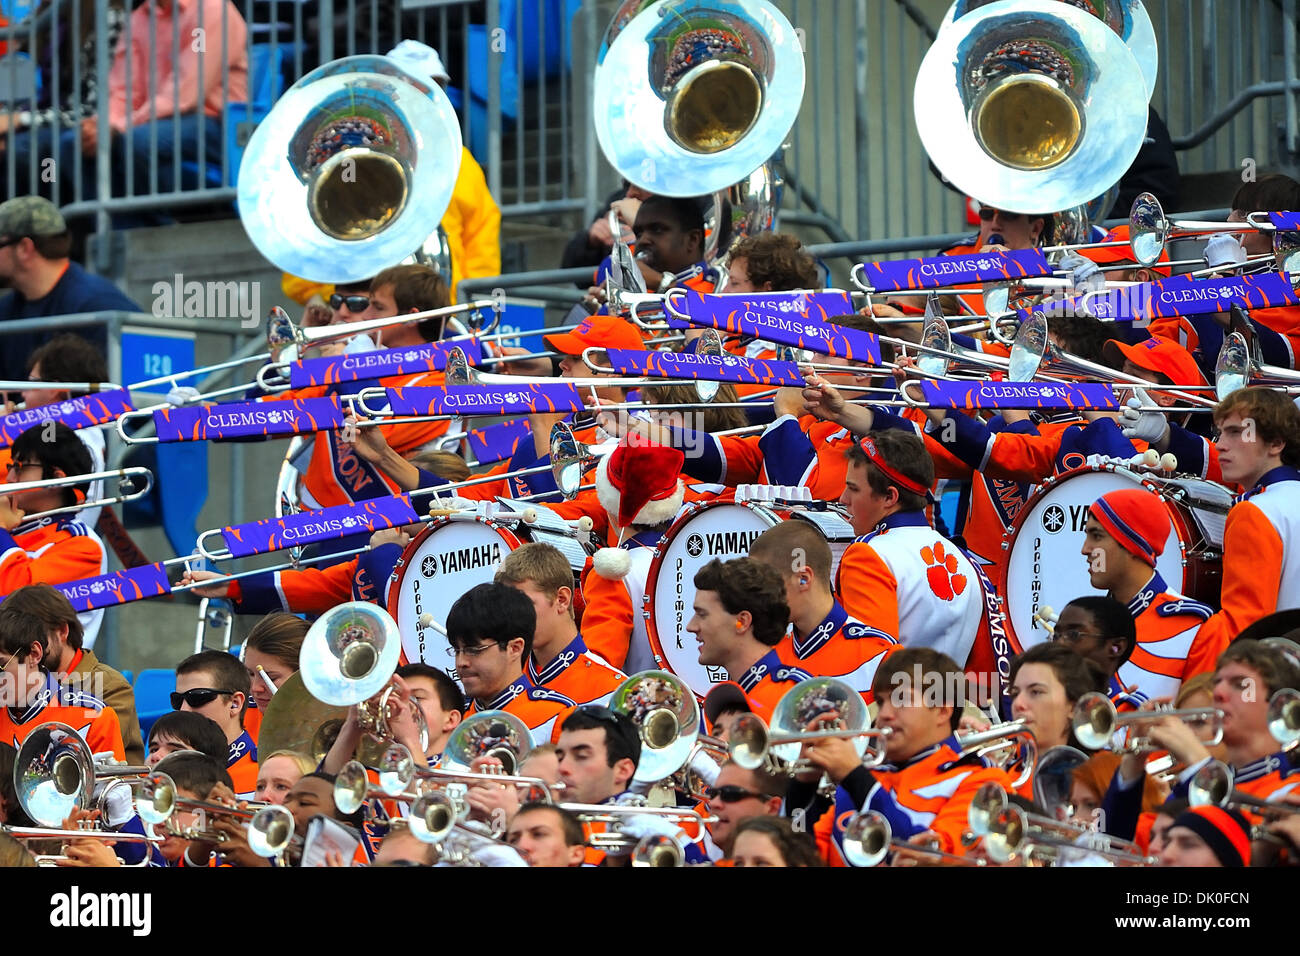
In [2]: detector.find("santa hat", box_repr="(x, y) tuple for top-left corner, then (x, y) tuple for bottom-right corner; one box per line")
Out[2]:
(591, 439), (685, 580)
(1088, 488), (1170, 568)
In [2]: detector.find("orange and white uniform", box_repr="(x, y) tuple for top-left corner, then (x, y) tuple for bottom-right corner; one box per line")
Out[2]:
(731, 648), (812, 723)
(226, 729), (259, 801)
(525, 634), (626, 712)
(463, 675), (576, 747)
(774, 601), (899, 703)
(1118, 570), (1216, 705)
(0, 515), (107, 648)
(835, 511), (984, 667)
(577, 528), (665, 674)
(0, 672), (125, 760)
(807, 735), (1019, 865)
(1196, 467), (1300, 654)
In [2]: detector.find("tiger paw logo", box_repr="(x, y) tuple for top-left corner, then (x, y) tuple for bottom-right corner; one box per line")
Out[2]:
(922, 542), (966, 601)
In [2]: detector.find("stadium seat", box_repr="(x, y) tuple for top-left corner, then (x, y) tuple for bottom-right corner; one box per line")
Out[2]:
(133, 669), (176, 742)
(119, 669), (134, 687)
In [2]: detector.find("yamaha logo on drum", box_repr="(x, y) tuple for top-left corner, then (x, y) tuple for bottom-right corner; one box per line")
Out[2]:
(421, 556), (438, 577)
(428, 543), (504, 575)
(1042, 505), (1067, 534)
(701, 530), (764, 556)
(686, 534), (705, 557)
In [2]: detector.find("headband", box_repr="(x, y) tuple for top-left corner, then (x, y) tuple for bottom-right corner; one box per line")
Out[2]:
(858, 436), (931, 500)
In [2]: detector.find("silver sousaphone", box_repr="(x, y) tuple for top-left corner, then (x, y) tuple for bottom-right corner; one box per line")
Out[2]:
(237, 55), (463, 283)
(915, 0), (1150, 213)
(593, 0), (804, 198)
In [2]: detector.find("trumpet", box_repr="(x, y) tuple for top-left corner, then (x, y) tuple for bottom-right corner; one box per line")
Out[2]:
(1269, 687), (1300, 747)
(841, 810), (985, 867)
(728, 677), (887, 774)
(609, 671), (704, 786)
(561, 801), (714, 855)
(968, 783), (1157, 866)
(3, 825), (166, 867)
(1071, 691), (1223, 753)
(135, 771), (297, 859)
(1189, 760), (1300, 824)
(954, 719), (1039, 790)
(0, 467), (155, 524)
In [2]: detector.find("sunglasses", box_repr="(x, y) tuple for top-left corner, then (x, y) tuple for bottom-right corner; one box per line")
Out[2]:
(329, 293), (370, 313)
(978, 207), (1026, 222)
(704, 785), (770, 803)
(170, 688), (236, 710)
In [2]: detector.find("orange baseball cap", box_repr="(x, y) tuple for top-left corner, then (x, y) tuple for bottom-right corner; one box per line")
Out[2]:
(544, 314), (645, 355)
(1081, 224), (1173, 277)
(1103, 335), (1207, 387)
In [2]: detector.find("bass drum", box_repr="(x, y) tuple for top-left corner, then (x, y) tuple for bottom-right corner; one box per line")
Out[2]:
(388, 509), (595, 665)
(643, 500), (856, 699)
(997, 463), (1230, 654)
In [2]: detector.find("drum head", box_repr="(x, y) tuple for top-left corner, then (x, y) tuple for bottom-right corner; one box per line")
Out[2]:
(389, 519), (521, 664)
(1000, 467), (1188, 652)
(645, 503), (776, 698)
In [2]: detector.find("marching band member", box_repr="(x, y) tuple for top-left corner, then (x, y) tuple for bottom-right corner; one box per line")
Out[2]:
(239, 612), (309, 737)
(580, 437), (687, 673)
(1080, 488), (1216, 703)
(589, 195), (717, 306)
(1196, 387), (1300, 649)
(1101, 639), (1300, 839)
(0, 423), (107, 646)
(444, 583), (575, 744)
(703, 758), (785, 858)
(792, 648), (1020, 865)
(728, 816), (824, 868)
(1, 583), (142, 764)
(832, 431), (988, 670)
(1052, 596), (1143, 711)
(396, 664), (464, 765)
(494, 543), (627, 712)
(172, 650), (258, 799)
(254, 750), (314, 806)
(1006, 642), (1108, 761)
(506, 802), (587, 867)
(703, 682), (760, 742)
(688, 557), (806, 720)
(152, 752), (236, 868)
(0, 602), (125, 759)
(746, 521), (898, 701)
(1158, 805), (1254, 868)
(145, 711), (230, 767)
(555, 705), (640, 866)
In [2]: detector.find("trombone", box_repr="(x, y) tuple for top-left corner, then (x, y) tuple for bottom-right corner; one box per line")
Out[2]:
(0, 466), (154, 523)
(953, 719), (1039, 790)
(840, 810), (985, 867)
(3, 825), (166, 867)
(1071, 691), (1222, 753)
(968, 783), (1157, 866)
(1128, 191), (1300, 269)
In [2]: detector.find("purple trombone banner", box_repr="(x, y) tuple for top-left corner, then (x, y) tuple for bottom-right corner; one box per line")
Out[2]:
(858, 249), (1053, 292)
(288, 342), (479, 389)
(153, 397), (345, 441)
(221, 495), (419, 558)
(668, 290), (855, 330)
(468, 418), (530, 464)
(919, 380), (1119, 410)
(388, 384), (587, 416)
(1144, 272), (1300, 319)
(673, 291), (882, 364)
(0, 389), (136, 449)
(606, 348), (804, 387)
(52, 563), (172, 612)
(1267, 212), (1300, 231)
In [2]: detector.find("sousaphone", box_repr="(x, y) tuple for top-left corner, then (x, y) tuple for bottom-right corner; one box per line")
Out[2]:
(915, 0), (1150, 213)
(238, 55), (463, 283)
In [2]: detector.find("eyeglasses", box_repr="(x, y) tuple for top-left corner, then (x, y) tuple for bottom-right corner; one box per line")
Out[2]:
(1053, 628), (1105, 644)
(575, 704), (620, 723)
(6, 461), (38, 475)
(444, 642), (501, 660)
(170, 688), (236, 710)
(704, 785), (770, 803)
(977, 207), (1026, 222)
(329, 293), (370, 313)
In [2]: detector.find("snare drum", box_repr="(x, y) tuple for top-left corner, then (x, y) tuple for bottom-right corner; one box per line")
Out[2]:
(388, 507), (596, 665)
(643, 500), (857, 699)
(997, 463), (1230, 654)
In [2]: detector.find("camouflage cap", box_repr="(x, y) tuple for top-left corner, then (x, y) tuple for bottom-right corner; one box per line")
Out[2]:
(0, 196), (68, 240)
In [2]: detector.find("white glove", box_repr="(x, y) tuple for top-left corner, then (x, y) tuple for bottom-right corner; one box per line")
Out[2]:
(92, 780), (137, 828)
(686, 749), (721, 788)
(1204, 233), (1247, 269)
(344, 333), (377, 355)
(1120, 389), (1170, 445)
(1057, 250), (1105, 295)
(166, 385), (202, 406)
